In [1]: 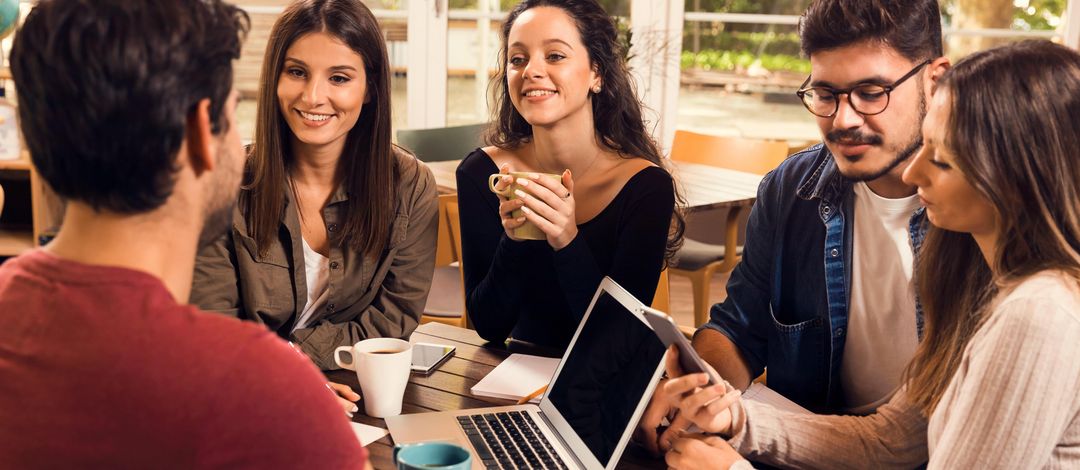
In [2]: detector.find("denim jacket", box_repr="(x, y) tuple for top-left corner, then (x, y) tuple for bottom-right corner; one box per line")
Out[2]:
(704, 144), (926, 413)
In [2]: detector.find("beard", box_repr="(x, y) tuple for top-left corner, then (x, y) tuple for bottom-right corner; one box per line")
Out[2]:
(827, 89), (928, 182)
(197, 196), (235, 249)
(196, 142), (242, 249)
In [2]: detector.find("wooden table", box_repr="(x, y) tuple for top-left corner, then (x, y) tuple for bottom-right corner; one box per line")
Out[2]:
(327, 322), (664, 469)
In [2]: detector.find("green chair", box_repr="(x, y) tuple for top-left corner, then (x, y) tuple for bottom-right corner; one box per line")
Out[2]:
(396, 123), (487, 162)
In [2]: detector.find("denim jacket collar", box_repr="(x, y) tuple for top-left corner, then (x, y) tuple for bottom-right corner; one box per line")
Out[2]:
(795, 144), (852, 208)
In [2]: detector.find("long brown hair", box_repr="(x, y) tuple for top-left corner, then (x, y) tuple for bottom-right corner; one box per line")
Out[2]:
(904, 40), (1080, 414)
(488, 0), (685, 262)
(245, 0), (396, 257)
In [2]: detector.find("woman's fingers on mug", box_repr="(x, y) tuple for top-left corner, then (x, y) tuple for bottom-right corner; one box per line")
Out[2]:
(561, 169), (574, 197)
(499, 199), (524, 218)
(493, 176), (514, 197)
(502, 215), (526, 231)
(519, 204), (557, 233)
(517, 173), (569, 209)
(514, 188), (563, 224)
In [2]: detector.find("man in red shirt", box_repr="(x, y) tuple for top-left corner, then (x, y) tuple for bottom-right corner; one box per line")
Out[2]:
(0, 1), (369, 468)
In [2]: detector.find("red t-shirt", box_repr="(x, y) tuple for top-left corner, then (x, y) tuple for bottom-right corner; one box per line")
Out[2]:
(0, 250), (367, 468)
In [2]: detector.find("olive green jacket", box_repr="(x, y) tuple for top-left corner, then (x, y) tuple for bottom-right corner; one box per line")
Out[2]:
(191, 151), (438, 370)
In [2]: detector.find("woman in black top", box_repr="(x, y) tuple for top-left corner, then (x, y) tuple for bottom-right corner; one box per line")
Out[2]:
(457, 0), (685, 349)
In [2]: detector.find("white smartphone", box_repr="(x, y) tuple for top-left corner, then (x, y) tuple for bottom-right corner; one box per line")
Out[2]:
(640, 308), (722, 386)
(411, 342), (455, 375)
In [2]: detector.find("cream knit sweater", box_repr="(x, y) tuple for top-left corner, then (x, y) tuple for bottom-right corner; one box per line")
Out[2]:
(727, 271), (1080, 469)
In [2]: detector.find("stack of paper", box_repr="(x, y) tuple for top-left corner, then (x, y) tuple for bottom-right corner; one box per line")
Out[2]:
(471, 354), (560, 403)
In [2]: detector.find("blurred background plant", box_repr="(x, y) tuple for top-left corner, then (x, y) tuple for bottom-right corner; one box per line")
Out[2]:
(680, 0), (1066, 76)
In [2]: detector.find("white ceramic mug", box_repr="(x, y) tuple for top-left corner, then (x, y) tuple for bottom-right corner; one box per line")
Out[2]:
(334, 338), (412, 418)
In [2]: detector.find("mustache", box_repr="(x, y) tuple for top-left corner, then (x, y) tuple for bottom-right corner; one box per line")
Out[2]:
(826, 129), (883, 146)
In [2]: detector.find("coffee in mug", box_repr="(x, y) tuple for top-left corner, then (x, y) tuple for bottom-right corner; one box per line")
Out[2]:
(487, 171), (564, 241)
(334, 338), (412, 418)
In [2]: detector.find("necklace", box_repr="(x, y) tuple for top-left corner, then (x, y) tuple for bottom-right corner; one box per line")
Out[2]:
(536, 146), (605, 182)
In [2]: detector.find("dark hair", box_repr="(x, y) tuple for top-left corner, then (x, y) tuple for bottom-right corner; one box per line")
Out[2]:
(905, 40), (1080, 414)
(800, 0), (943, 62)
(10, 0), (249, 214)
(246, 0), (396, 258)
(246, 0), (397, 257)
(489, 0), (685, 261)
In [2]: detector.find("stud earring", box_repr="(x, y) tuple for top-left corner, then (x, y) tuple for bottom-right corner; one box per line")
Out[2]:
(591, 85), (601, 94)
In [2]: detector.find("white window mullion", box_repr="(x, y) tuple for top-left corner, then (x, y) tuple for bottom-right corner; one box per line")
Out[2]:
(1065, 0), (1080, 49)
(629, 0), (684, 155)
(407, 0), (448, 129)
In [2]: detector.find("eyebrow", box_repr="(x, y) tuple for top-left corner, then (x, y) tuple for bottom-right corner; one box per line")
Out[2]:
(283, 57), (359, 73)
(810, 76), (893, 88)
(508, 38), (575, 50)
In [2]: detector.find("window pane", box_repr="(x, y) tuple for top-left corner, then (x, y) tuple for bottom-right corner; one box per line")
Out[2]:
(679, 0), (816, 143)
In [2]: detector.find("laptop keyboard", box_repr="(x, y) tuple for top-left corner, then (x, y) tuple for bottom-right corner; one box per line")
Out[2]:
(457, 411), (570, 470)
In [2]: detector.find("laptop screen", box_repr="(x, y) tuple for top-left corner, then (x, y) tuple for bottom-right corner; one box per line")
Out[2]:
(544, 288), (667, 467)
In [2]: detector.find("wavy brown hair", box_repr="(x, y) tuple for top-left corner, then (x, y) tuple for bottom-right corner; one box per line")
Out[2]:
(245, 0), (396, 257)
(488, 0), (685, 261)
(904, 40), (1080, 414)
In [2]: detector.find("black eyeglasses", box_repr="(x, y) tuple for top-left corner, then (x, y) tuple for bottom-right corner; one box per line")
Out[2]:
(795, 59), (932, 118)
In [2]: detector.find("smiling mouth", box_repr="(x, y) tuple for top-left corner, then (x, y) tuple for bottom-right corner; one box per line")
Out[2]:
(298, 110), (333, 122)
(523, 90), (557, 97)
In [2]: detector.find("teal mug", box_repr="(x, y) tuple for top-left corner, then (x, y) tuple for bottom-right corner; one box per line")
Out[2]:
(393, 442), (472, 470)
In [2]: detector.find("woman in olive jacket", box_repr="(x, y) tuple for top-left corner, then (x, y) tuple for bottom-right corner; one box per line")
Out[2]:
(192, 0), (437, 372)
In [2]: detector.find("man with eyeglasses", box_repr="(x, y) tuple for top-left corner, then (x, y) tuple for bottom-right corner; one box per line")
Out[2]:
(638, 0), (950, 455)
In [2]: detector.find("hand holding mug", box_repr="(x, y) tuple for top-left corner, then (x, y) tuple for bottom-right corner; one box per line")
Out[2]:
(511, 169), (576, 250)
(488, 167), (570, 247)
(491, 164), (529, 241)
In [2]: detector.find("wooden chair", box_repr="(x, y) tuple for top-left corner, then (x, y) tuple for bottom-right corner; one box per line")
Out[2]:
(397, 123), (487, 163)
(421, 194), (469, 328)
(669, 130), (790, 327)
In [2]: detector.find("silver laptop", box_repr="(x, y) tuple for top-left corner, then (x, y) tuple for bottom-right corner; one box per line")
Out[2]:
(386, 277), (668, 470)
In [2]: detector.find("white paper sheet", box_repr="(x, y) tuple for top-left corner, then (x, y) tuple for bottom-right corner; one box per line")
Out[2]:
(351, 421), (389, 446)
(470, 353), (560, 403)
(741, 382), (812, 415)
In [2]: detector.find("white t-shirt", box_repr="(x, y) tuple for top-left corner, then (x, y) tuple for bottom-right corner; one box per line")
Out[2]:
(293, 237), (330, 333)
(840, 182), (921, 414)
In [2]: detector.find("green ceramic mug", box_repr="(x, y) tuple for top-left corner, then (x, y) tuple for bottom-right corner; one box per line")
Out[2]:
(393, 442), (472, 470)
(488, 171), (562, 241)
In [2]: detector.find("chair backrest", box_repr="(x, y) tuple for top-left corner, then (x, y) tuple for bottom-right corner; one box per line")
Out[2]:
(670, 130), (790, 176)
(445, 198), (470, 329)
(397, 123), (487, 162)
(434, 193), (459, 267)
